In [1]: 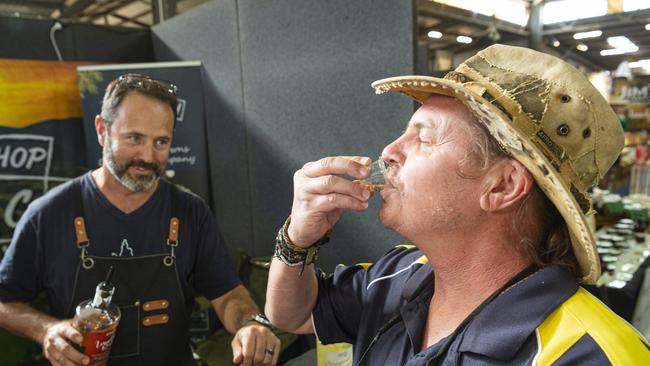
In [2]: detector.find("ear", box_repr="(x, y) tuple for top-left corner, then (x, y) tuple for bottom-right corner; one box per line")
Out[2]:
(479, 160), (533, 212)
(95, 115), (107, 147)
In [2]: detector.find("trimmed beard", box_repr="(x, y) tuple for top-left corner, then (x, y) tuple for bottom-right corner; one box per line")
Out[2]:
(102, 133), (164, 192)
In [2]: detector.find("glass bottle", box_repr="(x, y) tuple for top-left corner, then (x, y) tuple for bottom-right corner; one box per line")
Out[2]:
(73, 266), (121, 366)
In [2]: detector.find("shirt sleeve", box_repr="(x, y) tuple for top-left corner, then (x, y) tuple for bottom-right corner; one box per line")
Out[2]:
(311, 245), (423, 346)
(0, 207), (42, 303)
(191, 206), (241, 301)
(312, 263), (369, 344)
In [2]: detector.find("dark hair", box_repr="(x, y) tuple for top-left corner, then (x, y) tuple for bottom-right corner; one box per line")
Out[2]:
(518, 184), (581, 278)
(100, 73), (178, 128)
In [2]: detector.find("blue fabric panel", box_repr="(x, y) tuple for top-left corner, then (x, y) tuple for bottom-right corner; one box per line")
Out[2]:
(554, 333), (611, 366)
(152, 0), (254, 254)
(152, 0), (416, 269)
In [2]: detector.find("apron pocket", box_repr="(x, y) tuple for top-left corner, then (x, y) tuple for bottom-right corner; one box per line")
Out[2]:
(109, 301), (140, 358)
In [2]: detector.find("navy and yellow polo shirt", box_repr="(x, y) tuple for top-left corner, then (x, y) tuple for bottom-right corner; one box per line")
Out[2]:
(312, 245), (650, 365)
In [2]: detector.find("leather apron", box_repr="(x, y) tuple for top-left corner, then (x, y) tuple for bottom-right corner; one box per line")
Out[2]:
(65, 179), (194, 365)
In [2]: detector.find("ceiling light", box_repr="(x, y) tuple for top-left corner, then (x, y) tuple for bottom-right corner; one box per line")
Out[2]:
(456, 35), (472, 44)
(600, 36), (639, 56)
(601, 48), (627, 56)
(573, 30), (602, 39)
(427, 31), (443, 39)
(646, 24), (650, 31)
(629, 59), (650, 69)
(607, 36), (635, 49)
(551, 39), (560, 47)
(576, 43), (589, 52)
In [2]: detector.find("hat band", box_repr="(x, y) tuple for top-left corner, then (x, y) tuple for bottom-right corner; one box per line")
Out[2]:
(444, 70), (592, 214)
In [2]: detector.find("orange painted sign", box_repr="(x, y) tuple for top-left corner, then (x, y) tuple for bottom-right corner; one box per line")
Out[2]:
(0, 59), (91, 128)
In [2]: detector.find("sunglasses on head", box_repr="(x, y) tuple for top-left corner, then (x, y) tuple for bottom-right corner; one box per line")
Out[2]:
(116, 73), (178, 95)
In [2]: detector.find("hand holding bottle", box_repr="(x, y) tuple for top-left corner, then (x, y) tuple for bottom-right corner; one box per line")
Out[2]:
(42, 319), (89, 365)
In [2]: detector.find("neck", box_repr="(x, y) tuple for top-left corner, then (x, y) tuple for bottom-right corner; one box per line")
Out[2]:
(428, 244), (530, 301)
(414, 215), (533, 300)
(415, 221), (533, 348)
(92, 167), (158, 214)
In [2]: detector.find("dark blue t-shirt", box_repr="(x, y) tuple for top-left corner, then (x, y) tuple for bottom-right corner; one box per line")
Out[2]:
(0, 172), (240, 318)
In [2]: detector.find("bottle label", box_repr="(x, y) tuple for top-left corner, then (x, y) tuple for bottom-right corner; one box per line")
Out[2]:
(81, 327), (117, 365)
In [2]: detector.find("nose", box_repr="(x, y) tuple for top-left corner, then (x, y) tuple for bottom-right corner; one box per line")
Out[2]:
(381, 134), (406, 167)
(137, 140), (156, 163)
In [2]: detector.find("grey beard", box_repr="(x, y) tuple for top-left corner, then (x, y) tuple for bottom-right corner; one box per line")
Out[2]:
(103, 139), (161, 193)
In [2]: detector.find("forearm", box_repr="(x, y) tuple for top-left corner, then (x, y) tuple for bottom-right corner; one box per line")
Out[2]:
(265, 258), (318, 333)
(0, 301), (58, 344)
(212, 285), (260, 334)
(264, 155), (370, 333)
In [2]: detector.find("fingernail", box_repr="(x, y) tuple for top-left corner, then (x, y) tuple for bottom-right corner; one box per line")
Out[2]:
(358, 167), (368, 176)
(362, 190), (370, 199)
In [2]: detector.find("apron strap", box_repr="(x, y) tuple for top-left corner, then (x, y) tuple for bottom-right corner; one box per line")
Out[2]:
(73, 176), (181, 268)
(164, 183), (181, 267)
(72, 177), (94, 269)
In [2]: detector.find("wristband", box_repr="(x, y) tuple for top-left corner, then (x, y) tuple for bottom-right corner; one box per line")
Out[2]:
(242, 313), (275, 330)
(274, 216), (330, 272)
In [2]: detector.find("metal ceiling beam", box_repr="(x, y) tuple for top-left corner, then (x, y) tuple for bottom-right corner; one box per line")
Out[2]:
(541, 45), (604, 71)
(528, 0), (543, 50)
(60, 0), (96, 18)
(152, 0), (176, 24)
(2, 0), (64, 5)
(22, 0), (63, 3)
(417, 0), (529, 37)
(419, 23), (482, 37)
(0, 3), (61, 17)
(108, 11), (149, 27)
(83, 0), (135, 21)
(542, 8), (650, 36)
(0, 1), (63, 10)
(550, 26), (649, 38)
(419, 18), (458, 33)
(115, 8), (151, 26)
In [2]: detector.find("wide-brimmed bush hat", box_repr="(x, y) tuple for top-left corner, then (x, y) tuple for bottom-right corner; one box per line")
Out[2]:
(372, 44), (624, 284)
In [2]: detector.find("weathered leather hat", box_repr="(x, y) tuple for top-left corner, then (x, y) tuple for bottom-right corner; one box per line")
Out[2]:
(372, 44), (624, 284)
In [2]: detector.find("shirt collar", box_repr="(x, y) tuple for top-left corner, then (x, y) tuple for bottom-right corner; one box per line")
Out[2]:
(400, 261), (434, 353)
(456, 265), (578, 360)
(401, 261), (434, 302)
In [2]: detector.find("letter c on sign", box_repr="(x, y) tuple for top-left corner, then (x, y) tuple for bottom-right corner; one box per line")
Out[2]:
(4, 189), (33, 228)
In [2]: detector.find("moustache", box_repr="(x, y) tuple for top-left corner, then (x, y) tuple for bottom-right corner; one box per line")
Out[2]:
(128, 160), (160, 172)
(383, 165), (402, 190)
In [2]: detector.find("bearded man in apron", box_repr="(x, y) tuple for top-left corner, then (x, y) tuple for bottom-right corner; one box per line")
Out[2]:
(0, 74), (280, 366)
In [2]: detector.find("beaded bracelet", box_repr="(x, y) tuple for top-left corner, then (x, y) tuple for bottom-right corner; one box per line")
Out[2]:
(274, 216), (330, 274)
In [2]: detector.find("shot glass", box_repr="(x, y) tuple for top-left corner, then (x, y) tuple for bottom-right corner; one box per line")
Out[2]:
(355, 158), (389, 192)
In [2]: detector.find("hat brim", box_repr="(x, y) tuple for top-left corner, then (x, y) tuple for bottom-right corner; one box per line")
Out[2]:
(372, 75), (600, 284)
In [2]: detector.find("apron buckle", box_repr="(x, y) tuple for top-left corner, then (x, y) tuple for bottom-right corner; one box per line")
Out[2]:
(163, 255), (174, 267)
(163, 239), (178, 267)
(80, 245), (95, 269)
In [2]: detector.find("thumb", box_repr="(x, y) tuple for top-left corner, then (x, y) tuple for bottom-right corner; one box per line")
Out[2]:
(231, 337), (243, 364)
(63, 322), (83, 345)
